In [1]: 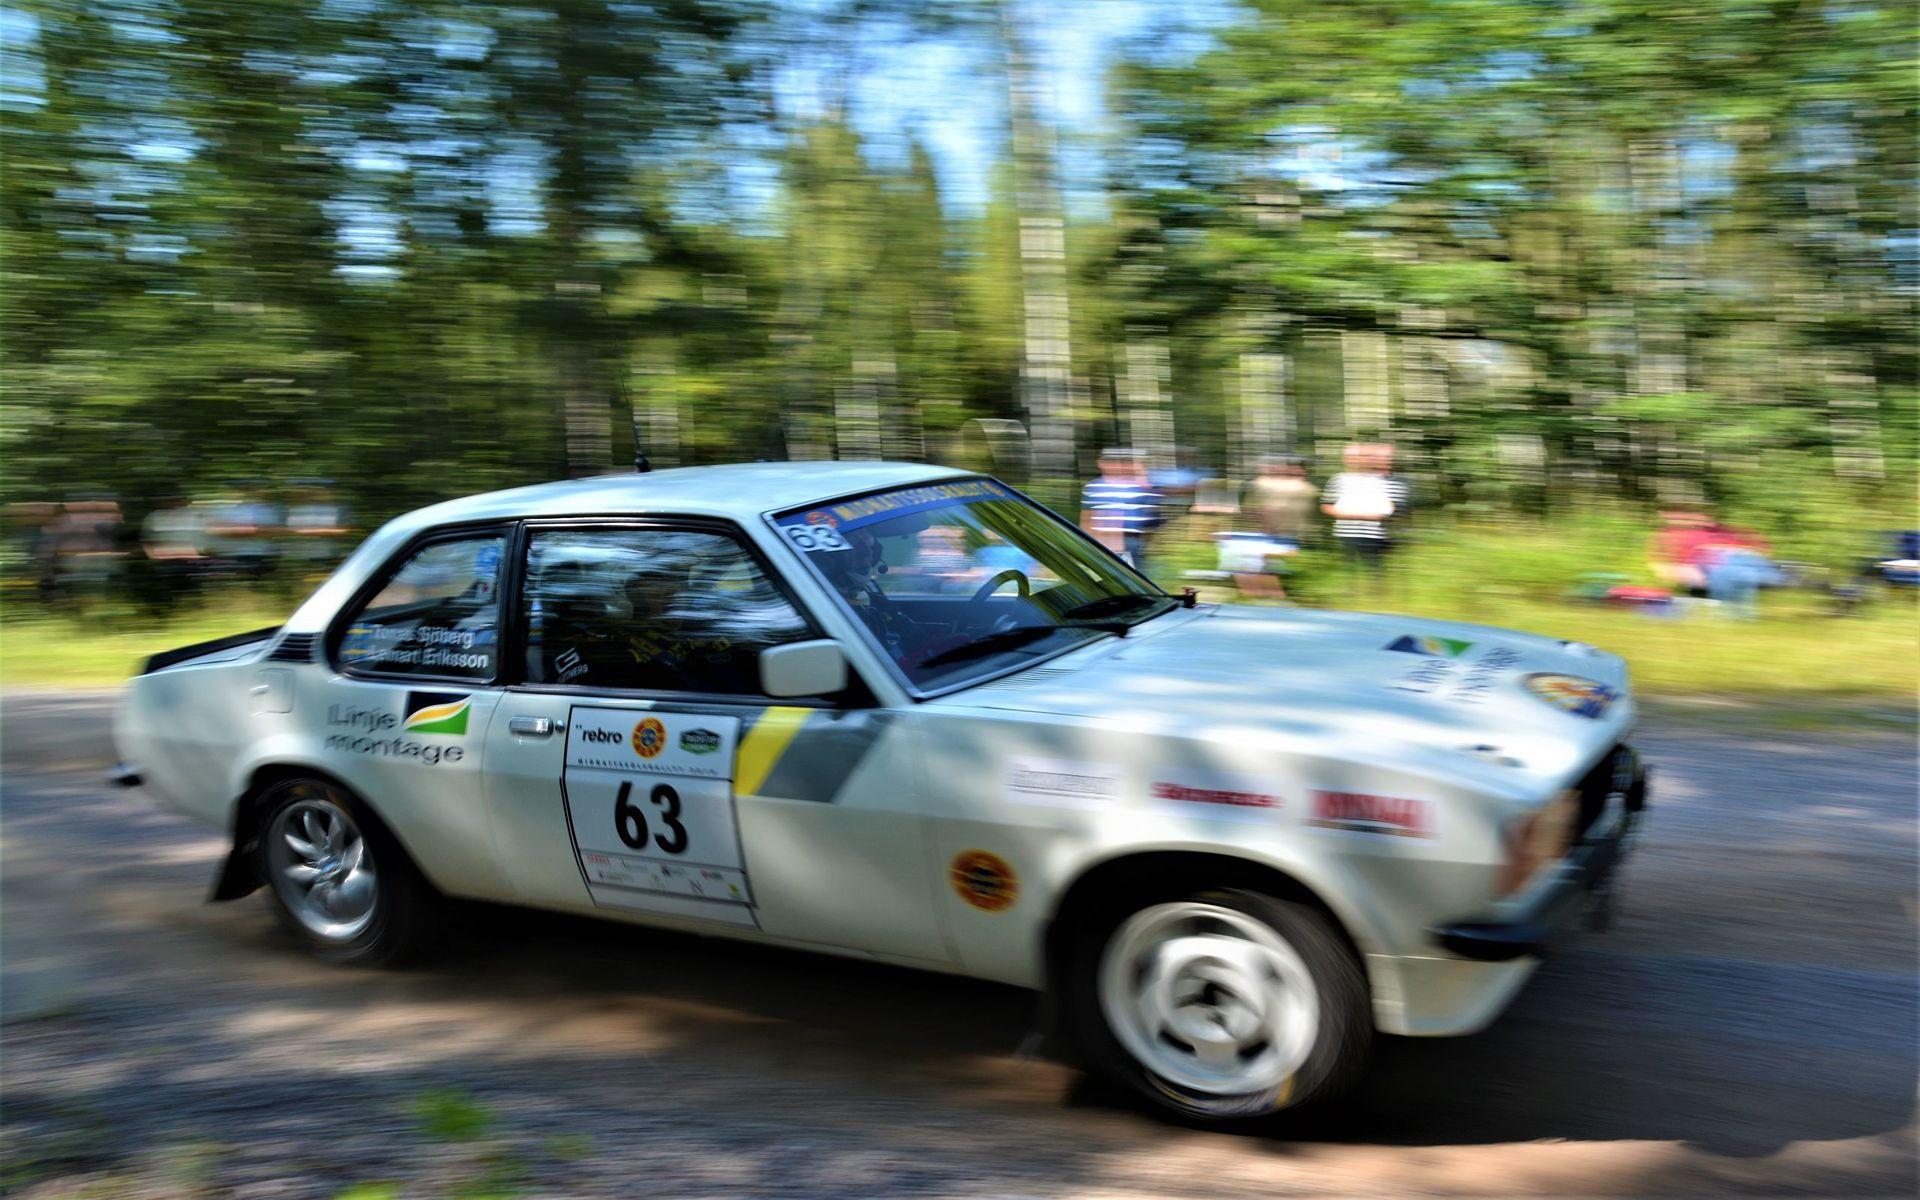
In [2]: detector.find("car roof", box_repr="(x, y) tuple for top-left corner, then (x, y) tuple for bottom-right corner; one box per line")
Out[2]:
(395, 460), (970, 534)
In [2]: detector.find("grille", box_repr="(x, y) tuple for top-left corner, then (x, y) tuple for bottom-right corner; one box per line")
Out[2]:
(1570, 744), (1627, 837)
(266, 632), (317, 663)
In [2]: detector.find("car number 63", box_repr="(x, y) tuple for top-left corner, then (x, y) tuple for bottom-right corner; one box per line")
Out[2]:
(614, 779), (689, 855)
(782, 524), (851, 552)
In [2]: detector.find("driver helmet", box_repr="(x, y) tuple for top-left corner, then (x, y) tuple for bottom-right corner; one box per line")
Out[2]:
(817, 527), (885, 598)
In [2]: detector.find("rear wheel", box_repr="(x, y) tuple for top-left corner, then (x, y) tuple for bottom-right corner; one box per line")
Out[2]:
(1069, 887), (1370, 1123)
(257, 777), (437, 965)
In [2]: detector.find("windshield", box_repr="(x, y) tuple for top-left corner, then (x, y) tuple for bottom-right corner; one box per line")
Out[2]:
(773, 478), (1173, 691)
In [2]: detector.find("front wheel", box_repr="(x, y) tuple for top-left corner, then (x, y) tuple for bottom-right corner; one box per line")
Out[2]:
(256, 777), (438, 965)
(1069, 888), (1371, 1123)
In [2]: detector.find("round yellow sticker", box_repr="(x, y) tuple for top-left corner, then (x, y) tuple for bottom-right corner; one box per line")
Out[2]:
(949, 850), (1018, 913)
(631, 717), (667, 759)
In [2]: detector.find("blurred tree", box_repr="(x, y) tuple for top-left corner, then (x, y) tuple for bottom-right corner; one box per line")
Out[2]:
(0, 0), (1910, 569)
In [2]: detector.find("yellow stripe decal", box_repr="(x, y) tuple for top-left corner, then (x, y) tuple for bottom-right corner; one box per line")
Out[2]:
(735, 707), (812, 796)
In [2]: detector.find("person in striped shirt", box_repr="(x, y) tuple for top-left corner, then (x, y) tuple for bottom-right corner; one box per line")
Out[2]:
(1320, 443), (1410, 576)
(1079, 449), (1165, 570)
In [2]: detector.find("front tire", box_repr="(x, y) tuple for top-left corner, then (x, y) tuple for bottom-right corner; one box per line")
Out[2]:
(256, 777), (437, 965)
(1069, 888), (1370, 1123)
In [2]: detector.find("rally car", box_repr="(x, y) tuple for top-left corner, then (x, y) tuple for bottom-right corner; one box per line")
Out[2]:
(113, 461), (1645, 1123)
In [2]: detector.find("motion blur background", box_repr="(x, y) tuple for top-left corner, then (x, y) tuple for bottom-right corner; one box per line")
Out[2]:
(1, 0), (1914, 714)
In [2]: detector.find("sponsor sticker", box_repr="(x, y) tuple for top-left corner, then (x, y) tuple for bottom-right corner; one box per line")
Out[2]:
(1308, 790), (1435, 838)
(323, 699), (467, 765)
(949, 850), (1019, 913)
(403, 691), (470, 736)
(1385, 634), (1473, 658)
(1149, 766), (1282, 819)
(1388, 644), (1522, 703)
(554, 647), (588, 682)
(632, 717), (667, 759)
(1522, 673), (1617, 719)
(567, 710), (734, 778)
(1004, 756), (1125, 810)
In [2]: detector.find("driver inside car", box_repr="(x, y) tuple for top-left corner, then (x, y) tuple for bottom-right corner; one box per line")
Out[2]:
(815, 524), (921, 658)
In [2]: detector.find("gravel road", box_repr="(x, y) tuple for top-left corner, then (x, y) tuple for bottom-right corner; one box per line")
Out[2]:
(2, 691), (1914, 1198)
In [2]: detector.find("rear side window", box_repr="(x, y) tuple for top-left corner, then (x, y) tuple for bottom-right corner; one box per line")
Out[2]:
(338, 534), (503, 680)
(521, 527), (812, 695)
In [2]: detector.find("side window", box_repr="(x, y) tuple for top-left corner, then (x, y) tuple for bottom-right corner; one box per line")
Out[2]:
(338, 534), (504, 680)
(522, 528), (813, 695)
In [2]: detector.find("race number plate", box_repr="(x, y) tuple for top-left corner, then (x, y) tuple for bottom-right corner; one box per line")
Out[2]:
(563, 707), (754, 928)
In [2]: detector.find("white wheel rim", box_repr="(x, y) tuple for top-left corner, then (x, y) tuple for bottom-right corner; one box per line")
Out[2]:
(266, 790), (378, 942)
(1098, 902), (1319, 1098)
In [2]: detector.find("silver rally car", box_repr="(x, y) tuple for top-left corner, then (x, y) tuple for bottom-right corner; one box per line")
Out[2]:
(114, 461), (1645, 1122)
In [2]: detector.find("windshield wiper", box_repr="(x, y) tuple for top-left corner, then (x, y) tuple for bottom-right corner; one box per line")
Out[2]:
(1061, 593), (1176, 624)
(913, 625), (1073, 670)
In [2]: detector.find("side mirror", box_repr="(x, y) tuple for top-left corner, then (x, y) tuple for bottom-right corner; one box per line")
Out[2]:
(760, 639), (849, 699)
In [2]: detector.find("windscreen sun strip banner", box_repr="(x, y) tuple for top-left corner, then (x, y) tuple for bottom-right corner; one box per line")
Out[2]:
(775, 479), (1016, 536)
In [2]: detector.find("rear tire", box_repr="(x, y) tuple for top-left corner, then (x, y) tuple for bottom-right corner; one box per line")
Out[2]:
(255, 777), (438, 966)
(1067, 887), (1370, 1124)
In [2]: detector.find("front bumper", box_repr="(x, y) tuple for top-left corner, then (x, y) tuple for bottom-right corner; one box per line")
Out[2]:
(1432, 746), (1648, 963)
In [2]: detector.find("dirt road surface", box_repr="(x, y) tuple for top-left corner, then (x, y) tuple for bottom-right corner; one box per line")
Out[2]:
(3, 692), (1914, 1197)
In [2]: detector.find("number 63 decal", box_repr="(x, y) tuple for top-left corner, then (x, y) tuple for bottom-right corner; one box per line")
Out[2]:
(614, 779), (689, 855)
(782, 523), (850, 552)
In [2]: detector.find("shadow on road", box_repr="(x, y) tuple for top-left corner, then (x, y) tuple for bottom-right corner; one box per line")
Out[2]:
(405, 890), (1915, 1160)
(5, 693), (1915, 1197)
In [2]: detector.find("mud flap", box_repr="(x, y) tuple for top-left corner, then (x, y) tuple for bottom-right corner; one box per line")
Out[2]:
(209, 834), (263, 901)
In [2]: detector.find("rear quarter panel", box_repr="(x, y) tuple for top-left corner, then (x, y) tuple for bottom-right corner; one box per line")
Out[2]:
(116, 658), (514, 901)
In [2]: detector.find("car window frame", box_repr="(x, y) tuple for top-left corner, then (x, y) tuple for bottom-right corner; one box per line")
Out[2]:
(761, 474), (1170, 701)
(504, 514), (860, 709)
(326, 520), (516, 687)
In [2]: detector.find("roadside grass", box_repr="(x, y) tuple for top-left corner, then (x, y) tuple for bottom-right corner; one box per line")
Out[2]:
(1157, 513), (1919, 729)
(0, 596), (290, 689)
(3, 515), (1913, 732)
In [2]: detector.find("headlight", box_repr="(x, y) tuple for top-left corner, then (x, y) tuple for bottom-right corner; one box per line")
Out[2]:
(1495, 789), (1579, 897)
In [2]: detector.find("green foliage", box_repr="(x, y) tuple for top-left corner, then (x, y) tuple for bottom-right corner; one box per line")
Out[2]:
(410, 1088), (496, 1144)
(0, 0), (1911, 548)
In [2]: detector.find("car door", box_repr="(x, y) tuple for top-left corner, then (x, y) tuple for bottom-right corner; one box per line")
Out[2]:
(483, 520), (948, 960)
(317, 527), (513, 899)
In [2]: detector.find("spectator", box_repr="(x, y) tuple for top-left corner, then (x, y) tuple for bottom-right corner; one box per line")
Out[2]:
(140, 492), (206, 606)
(1649, 511), (1714, 596)
(283, 479), (351, 575)
(1248, 456), (1317, 546)
(1320, 443), (1409, 577)
(204, 484), (282, 582)
(1080, 449), (1165, 571)
(48, 498), (124, 601)
(1699, 522), (1785, 618)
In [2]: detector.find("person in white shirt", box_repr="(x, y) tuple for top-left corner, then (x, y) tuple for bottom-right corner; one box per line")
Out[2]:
(1321, 443), (1409, 577)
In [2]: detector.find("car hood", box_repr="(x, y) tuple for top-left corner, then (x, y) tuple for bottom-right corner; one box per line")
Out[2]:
(945, 605), (1635, 799)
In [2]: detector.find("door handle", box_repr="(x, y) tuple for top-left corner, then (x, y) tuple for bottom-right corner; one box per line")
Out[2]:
(509, 716), (556, 737)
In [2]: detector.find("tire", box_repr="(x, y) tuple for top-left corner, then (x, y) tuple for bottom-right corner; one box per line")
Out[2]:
(1067, 887), (1371, 1124)
(254, 776), (439, 966)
